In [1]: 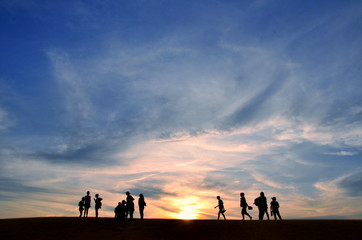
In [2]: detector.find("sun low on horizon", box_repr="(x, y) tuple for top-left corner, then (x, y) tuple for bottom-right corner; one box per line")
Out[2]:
(165, 197), (209, 220)
(0, 0), (361, 220)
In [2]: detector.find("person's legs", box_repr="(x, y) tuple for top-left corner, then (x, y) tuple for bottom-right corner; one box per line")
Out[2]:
(140, 207), (144, 219)
(265, 208), (270, 220)
(130, 210), (134, 219)
(245, 210), (252, 220)
(258, 207), (263, 220)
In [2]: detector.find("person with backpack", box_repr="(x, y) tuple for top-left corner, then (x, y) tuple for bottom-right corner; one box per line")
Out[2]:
(214, 196), (226, 220)
(94, 194), (103, 218)
(254, 192), (269, 220)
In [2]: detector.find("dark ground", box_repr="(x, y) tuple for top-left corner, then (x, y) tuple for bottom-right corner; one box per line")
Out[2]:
(0, 217), (361, 240)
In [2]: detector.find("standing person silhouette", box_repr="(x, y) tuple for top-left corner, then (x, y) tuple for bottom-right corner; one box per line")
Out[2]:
(84, 191), (91, 217)
(214, 196), (226, 220)
(126, 192), (135, 219)
(254, 192), (269, 220)
(114, 202), (122, 219)
(240, 192), (252, 220)
(78, 197), (85, 217)
(138, 193), (147, 219)
(121, 200), (127, 219)
(270, 197), (282, 220)
(94, 194), (103, 218)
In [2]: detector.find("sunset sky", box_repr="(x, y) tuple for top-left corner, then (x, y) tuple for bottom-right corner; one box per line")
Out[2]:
(1, 0), (361, 219)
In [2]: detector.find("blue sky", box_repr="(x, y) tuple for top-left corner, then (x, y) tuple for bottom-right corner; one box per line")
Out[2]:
(0, 0), (361, 219)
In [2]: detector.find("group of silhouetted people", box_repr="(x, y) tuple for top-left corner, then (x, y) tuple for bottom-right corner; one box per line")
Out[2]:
(78, 191), (146, 219)
(78, 190), (281, 220)
(215, 192), (282, 220)
(78, 191), (103, 218)
(114, 192), (147, 220)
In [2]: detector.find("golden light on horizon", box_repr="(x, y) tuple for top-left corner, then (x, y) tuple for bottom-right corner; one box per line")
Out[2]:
(165, 196), (206, 220)
(176, 205), (198, 219)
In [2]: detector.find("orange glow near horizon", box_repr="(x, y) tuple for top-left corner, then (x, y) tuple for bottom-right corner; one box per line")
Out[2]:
(164, 197), (206, 220)
(175, 205), (198, 219)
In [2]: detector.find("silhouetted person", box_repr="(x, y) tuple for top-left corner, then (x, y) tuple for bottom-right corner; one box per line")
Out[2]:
(121, 200), (127, 219)
(240, 192), (252, 220)
(138, 193), (147, 219)
(214, 196), (226, 220)
(94, 194), (103, 218)
(115, 202), (121, 219)
(84, 191), (91, 217)
(254, 192), (269, 220)
(115, 201), (126, 220)
(270, 197), (282, 220)
(78, 197), (85, 217)
(126, 191), (135, 219)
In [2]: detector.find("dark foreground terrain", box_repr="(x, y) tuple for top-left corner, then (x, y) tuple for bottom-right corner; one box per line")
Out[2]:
(0, 218), (361, 240)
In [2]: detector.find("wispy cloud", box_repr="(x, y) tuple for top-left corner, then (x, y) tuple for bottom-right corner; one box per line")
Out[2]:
(0, 107), (13, 131)
(324, 151), (359, 156)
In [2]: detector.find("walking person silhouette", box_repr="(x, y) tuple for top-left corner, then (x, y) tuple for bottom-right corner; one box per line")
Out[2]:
(270, 197), (282, 220)
(240, 192), (252, 220)
(94, 194), (103, 218)
(126, 192), (135, 219)
(84, 191), (91, 217)
(78, 197), (85, 217)
(138, 193), (147, 219)
(254, 192), (269, 220)
(214, 196), (226, 220)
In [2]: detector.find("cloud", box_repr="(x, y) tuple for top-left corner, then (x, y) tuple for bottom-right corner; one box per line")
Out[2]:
(252, 173), (295, 190)
(309, 171), (362, 218)
(31, 143), (118, 165)
(338, 172), (362, 197)
(46, 50), (93, 121)
(324, 151), (359, 156)
(0, 177), (51, 195)
(0, 107), (13, 131)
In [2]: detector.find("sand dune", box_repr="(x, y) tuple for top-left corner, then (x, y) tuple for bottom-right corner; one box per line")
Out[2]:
(0, 217), (360, 240)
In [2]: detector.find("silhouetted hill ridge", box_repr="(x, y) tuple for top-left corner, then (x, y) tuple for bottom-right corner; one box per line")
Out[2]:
(0, 217), (360, 240)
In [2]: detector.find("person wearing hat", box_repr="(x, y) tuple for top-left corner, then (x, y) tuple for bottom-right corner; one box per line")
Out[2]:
(270, 197), (282, 220)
